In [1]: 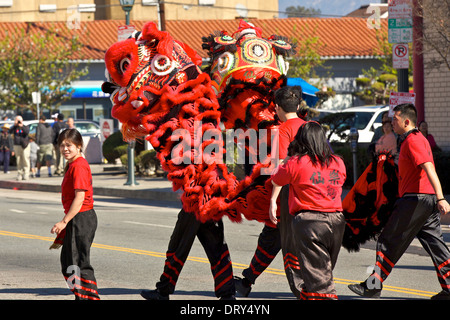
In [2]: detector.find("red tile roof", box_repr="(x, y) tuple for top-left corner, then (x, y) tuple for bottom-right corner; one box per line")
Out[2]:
(0, 18), (388, 61)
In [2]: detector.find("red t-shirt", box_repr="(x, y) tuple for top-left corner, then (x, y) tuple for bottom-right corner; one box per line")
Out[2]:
(278, 117), (305, 160)
(398, 130), (435, 197)
(271, 155), (346, 214)
(61, 157), (94, 214)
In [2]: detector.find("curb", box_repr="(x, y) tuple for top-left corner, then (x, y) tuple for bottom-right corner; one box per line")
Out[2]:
(0, 180), (181, 202)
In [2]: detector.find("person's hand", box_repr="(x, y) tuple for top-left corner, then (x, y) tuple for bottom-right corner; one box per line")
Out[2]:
(269, 200), (278, 225)
(437, 199), (450, 215)
(51, 221), (67, 234)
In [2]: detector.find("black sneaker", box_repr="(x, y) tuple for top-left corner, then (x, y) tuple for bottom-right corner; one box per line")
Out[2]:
(140, 289), (169, 300)
(234, 276), (252, 297)
(348, 281), (382, 298)
(220, 294), (236, 300)
(431, 290), (450, 300)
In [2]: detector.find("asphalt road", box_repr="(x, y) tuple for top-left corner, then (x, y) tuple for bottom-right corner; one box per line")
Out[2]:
(1, 188), (448, 302)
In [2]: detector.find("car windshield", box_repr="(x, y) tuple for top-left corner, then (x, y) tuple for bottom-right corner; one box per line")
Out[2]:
(74, 123), (99, 134)
(344, 112), (375, 130)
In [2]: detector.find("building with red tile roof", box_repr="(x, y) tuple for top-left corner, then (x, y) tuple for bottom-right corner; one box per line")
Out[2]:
(0, 18), (388, 122)
(0, 18), (388, 61)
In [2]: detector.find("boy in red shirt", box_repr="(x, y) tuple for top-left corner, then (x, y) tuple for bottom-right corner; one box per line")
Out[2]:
(349, 103), (450, 300)
(270, 121), (346, 300)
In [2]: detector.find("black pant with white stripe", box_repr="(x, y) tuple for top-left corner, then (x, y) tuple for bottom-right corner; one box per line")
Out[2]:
(61, 209), (100, 300)
(369, 194), (450, 292)
(155, 209), (235, 298)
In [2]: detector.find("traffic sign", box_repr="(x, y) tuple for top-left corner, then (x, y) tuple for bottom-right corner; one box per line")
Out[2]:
(393, 43), (409, 69)
(389, 91), (416, 116)
(388, 0), (413, 18)
(99, 118), (114, 140)
(388, 0), (413, 43)
(118, 25), (136, 41)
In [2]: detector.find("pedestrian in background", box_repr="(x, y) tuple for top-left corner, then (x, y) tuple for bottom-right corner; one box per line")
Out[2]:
(419, 120), (440, 152)
(9, 115), (30, 180)
(348, 103), (450, 300)
(375, 114), (398, 160)
(270, 121), (347, 300)
(36, 116), (55, 177)
(0, 123), (14, 174)
(67, 117), (75, 129)
(53, 113), (68, 176)
(50, 128), (100, 300)
(29, 134), (38, 178)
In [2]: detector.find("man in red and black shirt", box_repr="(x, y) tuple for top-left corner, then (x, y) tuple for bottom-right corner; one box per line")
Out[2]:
(349, 103), (450, 300)
(235, 86), (305, 298)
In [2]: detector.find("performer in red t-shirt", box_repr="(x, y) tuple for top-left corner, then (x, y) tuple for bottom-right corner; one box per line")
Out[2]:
(235, 86), (305, 298)
(349, 103), (450, 300)
(270, 121), (346, 300)
(50, 128), (100, 300)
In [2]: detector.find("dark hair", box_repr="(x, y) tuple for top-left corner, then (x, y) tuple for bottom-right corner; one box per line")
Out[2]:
(288, 121), (338, 167)
(274, 86), (302, 113)
(393, 103), (417, 126)
(58, 129), (83, 174)
(58, 128), (83, 148)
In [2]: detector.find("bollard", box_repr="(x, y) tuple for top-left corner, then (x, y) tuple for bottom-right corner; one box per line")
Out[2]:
(349, 127), (359, 185)
(124, 141), (139, 186)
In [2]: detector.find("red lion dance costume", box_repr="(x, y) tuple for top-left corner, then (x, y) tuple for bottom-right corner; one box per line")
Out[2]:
(102, 21), (296, 299)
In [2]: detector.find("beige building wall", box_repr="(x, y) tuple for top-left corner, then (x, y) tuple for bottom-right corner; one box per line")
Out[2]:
(422, 3), (450, 152)
(0, 0), (96, 22)
(0, 0), (278, 22)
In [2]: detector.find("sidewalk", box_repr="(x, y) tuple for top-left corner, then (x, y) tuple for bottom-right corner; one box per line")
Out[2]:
(0, 163), (449, 225)
(0, 164), (180, 202)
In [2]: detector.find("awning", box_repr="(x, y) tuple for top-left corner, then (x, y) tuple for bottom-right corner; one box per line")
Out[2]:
(287, 77), (319, 107)
(70, 81), (110, 99)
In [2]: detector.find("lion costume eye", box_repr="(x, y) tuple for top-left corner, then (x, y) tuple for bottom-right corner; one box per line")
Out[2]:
(119, 57), (131, 74)
(151, 54), (175, 76)
(217, 52), (234, 74)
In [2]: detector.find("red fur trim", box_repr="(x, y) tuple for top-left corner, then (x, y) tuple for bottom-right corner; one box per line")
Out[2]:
(141, 22), (174, 57)
(105, 39), (139, 87)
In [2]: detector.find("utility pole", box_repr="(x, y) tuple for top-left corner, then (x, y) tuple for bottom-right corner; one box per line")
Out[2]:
(158, 0), (166, 31)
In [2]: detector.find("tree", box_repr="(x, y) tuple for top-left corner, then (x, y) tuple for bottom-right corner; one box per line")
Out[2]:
(285, 5), (322, 18)
(414, 0), (450, 71)
(287, 24), (335, 108)
(0, 24), (89, 117)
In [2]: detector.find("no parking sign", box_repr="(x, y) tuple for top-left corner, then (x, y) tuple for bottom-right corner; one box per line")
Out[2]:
(393, 43), (409, 69)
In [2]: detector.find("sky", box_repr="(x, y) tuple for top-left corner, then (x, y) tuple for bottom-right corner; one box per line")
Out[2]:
(278, 0), (382, 17)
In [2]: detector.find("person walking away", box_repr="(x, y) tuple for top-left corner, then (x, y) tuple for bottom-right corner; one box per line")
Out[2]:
(29, 134), (38, 178)
(0, 123), (14, 173)
(9, 116), (30, 180)
(348, 103), (450, 300)
(234, 86), (305, 298)
(50, 128), (100, 300)
(36, 116), (55, 177)
(269, 121), (347, 300)
(53, 113), (68, 176)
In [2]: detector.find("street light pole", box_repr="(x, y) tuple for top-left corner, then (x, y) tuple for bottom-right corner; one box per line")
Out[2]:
(119, 0), (139, 186)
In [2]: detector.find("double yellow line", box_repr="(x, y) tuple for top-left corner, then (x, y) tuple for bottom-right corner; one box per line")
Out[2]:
(0, 230), (437, 298)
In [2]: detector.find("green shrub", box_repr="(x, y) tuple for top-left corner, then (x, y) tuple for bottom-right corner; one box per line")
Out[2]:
(102, 131), (127, 163)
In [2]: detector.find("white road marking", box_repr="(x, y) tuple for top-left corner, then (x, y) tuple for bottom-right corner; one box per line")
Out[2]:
(10, 209), (26, 213)
(123, 220), (173, 229)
